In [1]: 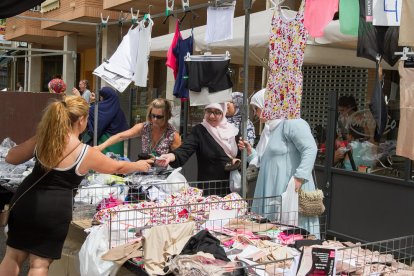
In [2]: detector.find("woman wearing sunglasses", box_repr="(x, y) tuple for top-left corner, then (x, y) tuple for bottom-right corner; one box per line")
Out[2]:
(96, 98), (181, 159)
(157, 103), (240, 195)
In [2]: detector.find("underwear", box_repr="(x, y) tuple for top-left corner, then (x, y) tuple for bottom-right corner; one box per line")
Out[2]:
(185, 60), (233, 92)
(357, 0), (402, 66)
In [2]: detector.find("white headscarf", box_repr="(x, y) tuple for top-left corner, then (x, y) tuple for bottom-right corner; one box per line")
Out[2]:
(250, 89), (283, 167)
(201, 103), (239, 158)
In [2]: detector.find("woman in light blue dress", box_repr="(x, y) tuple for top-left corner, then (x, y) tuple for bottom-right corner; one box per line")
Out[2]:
(240, 89), (320, 237)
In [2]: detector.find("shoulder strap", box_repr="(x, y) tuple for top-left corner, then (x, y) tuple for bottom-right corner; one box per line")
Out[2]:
(8, 141), (82, 211)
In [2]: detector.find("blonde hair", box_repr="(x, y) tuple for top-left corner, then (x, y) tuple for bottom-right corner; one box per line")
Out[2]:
(146, 98), (172, 122)
(36, 96), (89, 169)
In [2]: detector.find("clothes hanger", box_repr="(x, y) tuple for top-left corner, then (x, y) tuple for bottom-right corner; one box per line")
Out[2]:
(162, 0), (177, 24)
(142, 5), (154, 28)
(180, 0), (199, 25)
(395, 47), (414, 68)
(185, 51), (231, 61)
(211, 0), (235, 8)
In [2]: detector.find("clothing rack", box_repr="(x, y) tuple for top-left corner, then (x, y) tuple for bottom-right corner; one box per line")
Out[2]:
(13, 0), (254, 196)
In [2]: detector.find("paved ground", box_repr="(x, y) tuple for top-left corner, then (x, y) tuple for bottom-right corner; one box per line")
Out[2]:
(0, 227), (29, 275)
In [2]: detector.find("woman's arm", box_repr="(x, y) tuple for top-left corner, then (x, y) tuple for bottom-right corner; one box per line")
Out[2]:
(5, 136), (37, 165)
(158, 129), (199, 168)
(80, 147), (153, 174)
(287, 120), (317, 183)
(96, 123), (144, 151)
(170, 132), (182, 151)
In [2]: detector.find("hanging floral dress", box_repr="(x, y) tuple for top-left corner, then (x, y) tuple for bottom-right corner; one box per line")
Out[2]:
(262, 4), (308, 120)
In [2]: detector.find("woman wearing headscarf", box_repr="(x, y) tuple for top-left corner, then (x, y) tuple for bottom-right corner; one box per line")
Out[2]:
(226, 92), (256, 146)
(157, 103), (239, 195)
(86, 87), (128, 156)
(239, 89), (319, 235)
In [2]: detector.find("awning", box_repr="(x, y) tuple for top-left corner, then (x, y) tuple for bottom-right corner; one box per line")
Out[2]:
(41, 0), (60, 13)
(151, 9), (395, 70)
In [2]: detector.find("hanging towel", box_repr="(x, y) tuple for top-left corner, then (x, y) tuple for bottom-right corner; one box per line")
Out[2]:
(304, 0), (338, 37)
(339, 0), (359, 36)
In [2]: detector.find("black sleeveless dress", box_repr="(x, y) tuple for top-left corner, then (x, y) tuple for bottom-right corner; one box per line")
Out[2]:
(7, 144), (89, 259)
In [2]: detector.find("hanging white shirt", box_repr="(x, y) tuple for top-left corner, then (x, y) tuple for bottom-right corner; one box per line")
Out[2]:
(205, 3), (235, 44)
(104, 26), (140, 79)
(133, 19), (153, 87)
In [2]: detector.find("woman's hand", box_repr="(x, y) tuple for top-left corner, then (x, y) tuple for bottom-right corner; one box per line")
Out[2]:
(334, 148), (345, 164)
(72, 87), (81, 96)
(294, 177), (304, 192)
(136, 159), (154, 172)
(238, 138), (252, 156)
(155, 153), (175, 167)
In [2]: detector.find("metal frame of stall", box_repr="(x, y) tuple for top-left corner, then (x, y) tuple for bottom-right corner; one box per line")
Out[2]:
(12, 1), (252, 181)
(0, 45), (77, 92)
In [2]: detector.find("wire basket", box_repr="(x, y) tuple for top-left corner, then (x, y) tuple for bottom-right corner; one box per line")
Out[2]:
(72, 179), (232, 222)
(335, 235), (414, 275)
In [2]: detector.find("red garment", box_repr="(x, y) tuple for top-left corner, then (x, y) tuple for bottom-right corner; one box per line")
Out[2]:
(304, 0), (339, 37)
(166, 20), (182, 79)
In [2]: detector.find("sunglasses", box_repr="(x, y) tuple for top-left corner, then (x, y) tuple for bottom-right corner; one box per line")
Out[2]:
(151, 114), (165, 120)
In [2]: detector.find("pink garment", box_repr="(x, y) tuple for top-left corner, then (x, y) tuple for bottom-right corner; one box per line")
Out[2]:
(96, 194), (123, 211)
(304, 0), (339, 37)
(201, 103), (239, 158)
(166, 20), (182, 79)
(278, 232), (304, 245)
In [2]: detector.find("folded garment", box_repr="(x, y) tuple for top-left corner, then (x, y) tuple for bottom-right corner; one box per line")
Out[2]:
(101, 239), (143, 265)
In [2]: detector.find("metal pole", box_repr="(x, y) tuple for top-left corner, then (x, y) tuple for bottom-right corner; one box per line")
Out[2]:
(72, 51), (77, 88)
(94, 25), (102, 146)
(0, 46), (73, 54)
(12, 57), (17, 91)
(241, 0), (252, 198)
(24, 56), (29, 91)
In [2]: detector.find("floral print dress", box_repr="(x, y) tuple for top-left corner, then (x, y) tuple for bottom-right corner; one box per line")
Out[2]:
(141, 122), (176, 157)
(262, 4), (308, 120)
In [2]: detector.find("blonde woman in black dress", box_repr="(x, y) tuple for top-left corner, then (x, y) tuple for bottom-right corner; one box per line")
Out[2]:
(0, 96), (153, 276)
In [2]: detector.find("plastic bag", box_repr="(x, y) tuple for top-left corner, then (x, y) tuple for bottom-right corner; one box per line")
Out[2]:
(229, 170), (241, 194)
(79, 224), (120, 276)
(281, 177), (299, 226)
(161, 167), (189, 194)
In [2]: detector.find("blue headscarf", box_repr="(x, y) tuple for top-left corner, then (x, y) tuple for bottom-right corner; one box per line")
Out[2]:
(227, 92), (256, 146)
(88, 87), (128, 139)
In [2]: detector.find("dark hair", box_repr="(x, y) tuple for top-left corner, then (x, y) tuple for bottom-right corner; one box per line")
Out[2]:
(349, 124), (365, 140)
(53, 74), (62, 79)
(338, 95), (357, 112)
